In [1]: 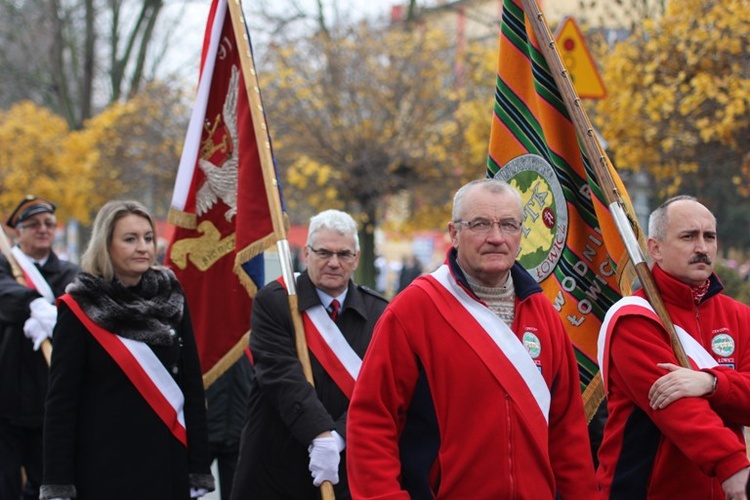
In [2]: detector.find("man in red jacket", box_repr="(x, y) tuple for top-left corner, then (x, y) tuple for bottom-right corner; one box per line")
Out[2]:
(597, 195), (750, 499)
(347, 179), (597, 499)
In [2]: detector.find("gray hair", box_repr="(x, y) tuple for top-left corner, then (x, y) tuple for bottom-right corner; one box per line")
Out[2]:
(307, 209), (360, 251)
(452, 178), (523, 221)
(81, 200), (156, 281)
(648, 195), (714, 241)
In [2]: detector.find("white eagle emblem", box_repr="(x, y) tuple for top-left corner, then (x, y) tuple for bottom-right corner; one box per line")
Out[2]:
(195, 65), (240, 222)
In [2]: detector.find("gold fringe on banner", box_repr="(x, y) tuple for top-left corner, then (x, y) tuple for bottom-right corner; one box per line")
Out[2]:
(582, 372), (606, 424)
(202, 331), (250, 389)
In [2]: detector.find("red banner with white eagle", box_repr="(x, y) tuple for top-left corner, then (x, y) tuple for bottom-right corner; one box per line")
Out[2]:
(165, 0), (280, 380)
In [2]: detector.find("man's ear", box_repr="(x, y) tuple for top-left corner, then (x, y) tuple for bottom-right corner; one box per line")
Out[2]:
(448, 222), (459, 248)
(647, 237), (661, 263)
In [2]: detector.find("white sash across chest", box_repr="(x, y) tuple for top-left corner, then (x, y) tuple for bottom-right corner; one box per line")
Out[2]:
(431, 265), (550, 422)
(60, 294), (187, 446)
(12, 246), (55, 302)
(304, 305), (362, 381)
(598, 295), (718, 388)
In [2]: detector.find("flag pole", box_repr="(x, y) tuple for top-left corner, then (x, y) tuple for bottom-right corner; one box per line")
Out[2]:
(519, 0), (690, 372)
(226, 1), (335, 498)
(0, 227), (52, 365)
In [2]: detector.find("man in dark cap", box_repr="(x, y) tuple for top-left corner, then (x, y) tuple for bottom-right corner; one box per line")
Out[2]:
(0, 195), (79, 500)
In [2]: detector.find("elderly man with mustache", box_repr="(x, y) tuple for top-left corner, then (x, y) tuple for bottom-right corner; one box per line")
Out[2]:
(597, 195), (750, 500)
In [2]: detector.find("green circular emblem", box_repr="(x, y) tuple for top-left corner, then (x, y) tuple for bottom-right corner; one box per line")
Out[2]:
(523, 331), (542, 359)
(711, 333), (735, 357)
(493, 154), (568, 283)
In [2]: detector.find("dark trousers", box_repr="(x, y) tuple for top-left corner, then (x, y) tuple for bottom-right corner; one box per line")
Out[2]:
(211, 445), (239, 500)
(0, 418), (42, 500)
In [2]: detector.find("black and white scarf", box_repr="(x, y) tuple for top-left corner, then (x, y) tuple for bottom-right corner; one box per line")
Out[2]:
(66, 267), (184, 346)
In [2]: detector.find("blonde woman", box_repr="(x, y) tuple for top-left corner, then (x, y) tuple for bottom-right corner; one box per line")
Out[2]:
(41, 200), (214, 500)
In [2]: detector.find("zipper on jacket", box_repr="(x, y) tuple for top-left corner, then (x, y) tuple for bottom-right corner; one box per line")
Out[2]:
(505, 394), (514, 497)
(693, 304), (705, 346)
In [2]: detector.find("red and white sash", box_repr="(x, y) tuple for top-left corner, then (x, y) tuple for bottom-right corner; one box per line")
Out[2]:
(277, 278), (361, 399)
(58, 294), (187, 446)
(12, 246), (54, 303)
(598, 295), (718, 391)
(302, 306), (361, 399)
(426, 265), (550, 423)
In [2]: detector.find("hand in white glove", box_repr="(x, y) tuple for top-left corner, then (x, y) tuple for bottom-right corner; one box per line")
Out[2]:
(23, 317), (48, 351)
(30, 297), (58, 331)
(23, 298), (57, 351)
(190, 487), (209, 498)
(308, 435), (340, 486)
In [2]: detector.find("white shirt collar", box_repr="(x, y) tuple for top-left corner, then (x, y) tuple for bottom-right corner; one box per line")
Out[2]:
(18, 247), (49, 267)
(315, 288), (348, 311)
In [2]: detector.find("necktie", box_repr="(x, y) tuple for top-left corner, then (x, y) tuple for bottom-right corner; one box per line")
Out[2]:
(329, 299), (340, 321)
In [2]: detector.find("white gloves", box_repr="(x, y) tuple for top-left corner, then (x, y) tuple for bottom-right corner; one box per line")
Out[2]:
(308, 431), (345, 487)
(23, 298), (57, 351)
(190, 487), (209, 498)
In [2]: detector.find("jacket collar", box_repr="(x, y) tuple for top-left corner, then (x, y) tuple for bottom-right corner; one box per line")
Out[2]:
(295, 271), (369, 320)
(33, 250), (62, 272)
(446, 248), (542, 302)
(651, 263), (724, 307)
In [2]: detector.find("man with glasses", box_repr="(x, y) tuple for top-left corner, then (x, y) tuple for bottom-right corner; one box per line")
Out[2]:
(347, 179), (596, 498)
(0, 196), (79, 499)
(232, 209), (388, 499)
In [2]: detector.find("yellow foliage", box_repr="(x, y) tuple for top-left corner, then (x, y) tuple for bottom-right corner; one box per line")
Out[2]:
(260, 22), (483, 233)
(0, 101), (103, 224)
(595, 0), (750, 198)
(284, 155), (343, 213)
(1, 83), (187, 227)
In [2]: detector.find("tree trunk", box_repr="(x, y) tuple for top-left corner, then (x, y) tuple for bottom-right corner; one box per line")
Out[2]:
(355, 207), (377, 289)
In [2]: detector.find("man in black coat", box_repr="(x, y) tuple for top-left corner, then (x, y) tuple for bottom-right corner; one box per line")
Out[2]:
(231, 209), (388, 499)
(205, 354), (252, 500)
(0, 196), (79, 500)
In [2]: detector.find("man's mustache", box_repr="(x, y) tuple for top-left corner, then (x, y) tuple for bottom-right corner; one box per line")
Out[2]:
(689, 253), (712, 265)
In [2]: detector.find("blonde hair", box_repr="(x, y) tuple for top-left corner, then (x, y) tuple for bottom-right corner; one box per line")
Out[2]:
(81, 200), (156, 280)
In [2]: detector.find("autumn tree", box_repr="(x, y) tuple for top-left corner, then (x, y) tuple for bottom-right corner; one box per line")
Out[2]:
(259, 21), (467, 285)
(83, 82), (190, 218)
(0, 84), (189, 226)
(573, 0), (666, 30)
(386, 38), (499, 233)
(595, 0), (750, 249)
(0, 0), (189, 129)
(0, 101), (109, 224)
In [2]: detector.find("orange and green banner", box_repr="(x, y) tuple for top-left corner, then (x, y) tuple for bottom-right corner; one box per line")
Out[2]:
(488, 0), (638, 404)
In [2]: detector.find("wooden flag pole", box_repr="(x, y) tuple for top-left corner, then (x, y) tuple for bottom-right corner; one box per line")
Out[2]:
(226, 1), (335, 498)
(0, 227), (52, 365)
(519, 0), (690, 371)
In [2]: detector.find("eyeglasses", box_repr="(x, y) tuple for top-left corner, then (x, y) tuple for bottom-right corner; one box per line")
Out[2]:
(307, 245), (357, 263)
(454, 218), (522, 234)
(19, 220), (57, 231)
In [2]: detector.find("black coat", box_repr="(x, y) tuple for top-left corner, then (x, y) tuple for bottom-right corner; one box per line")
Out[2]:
(42, 297), (213, 499)
(205, 354), (252, 450)
(232, 272), (387, 500)
(0, 252), (79, 426)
